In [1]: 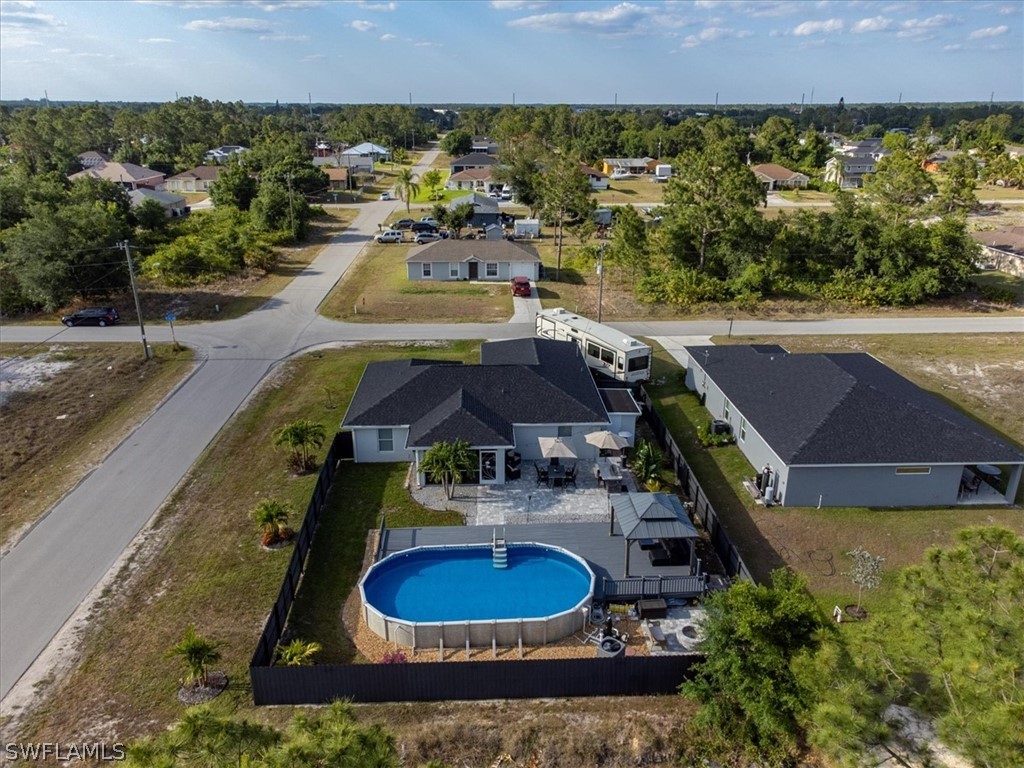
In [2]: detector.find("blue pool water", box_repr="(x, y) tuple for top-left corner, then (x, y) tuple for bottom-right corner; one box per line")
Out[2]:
(362, 544), (593, 622)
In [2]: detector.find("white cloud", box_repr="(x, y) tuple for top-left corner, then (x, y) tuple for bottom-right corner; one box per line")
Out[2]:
(490, 0), (550, 9)
(350, 19), (376, 31)
(139, 0), (323, 8)
(379, 32), (397, 40)
(681, 26), (752, 47)
(691, 0), (797, 17)
(259, 31), (307, 39)
(943, 43), (962, 50)
(998, 5), (1019, 14)
(969, 25), (1009, 39)
(791, 18), (843, 35)
(357, 1), (396, 9)
(0, 8), (65, 28)
(414, 40), (441, 46)
(301, 53), (325, 61)
(183, 16), (274, 32)
(896, 14), (953, 38)
(139, 37), (175, 43)
(851, 16), (891, 33)
(508, 2), (692, 37)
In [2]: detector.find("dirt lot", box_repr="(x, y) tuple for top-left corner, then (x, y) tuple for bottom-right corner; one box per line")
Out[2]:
(0, 343), (194, 550)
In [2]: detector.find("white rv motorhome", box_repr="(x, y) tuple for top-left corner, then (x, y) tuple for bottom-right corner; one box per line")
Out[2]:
(535, 308), (652, 384)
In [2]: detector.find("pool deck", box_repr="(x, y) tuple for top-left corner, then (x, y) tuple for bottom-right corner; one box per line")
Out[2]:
(380, 522), (697, 596)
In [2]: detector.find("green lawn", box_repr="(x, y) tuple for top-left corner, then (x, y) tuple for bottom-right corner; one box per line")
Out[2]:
(972, 270), (1024, 304)
(592, 178), (666, 205)
(975, 183), (1024, 200)
(776, 189), (833, 202)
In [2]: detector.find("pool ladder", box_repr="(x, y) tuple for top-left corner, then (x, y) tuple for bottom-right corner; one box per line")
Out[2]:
(492, 528), (508, 569)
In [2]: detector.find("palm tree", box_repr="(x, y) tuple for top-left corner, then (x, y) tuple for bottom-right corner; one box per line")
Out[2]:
(251, 499), (293, 546)
(167, 625), (222, 688)
(276, 638), (322, 666)
(395, 167), (420, 212)
(272, 419), (326, 473)
(419, 439), (475, 500)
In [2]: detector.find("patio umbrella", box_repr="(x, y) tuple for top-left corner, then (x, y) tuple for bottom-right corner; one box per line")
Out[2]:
(538, 437), (577, 459)
(585, 430), (630, 451)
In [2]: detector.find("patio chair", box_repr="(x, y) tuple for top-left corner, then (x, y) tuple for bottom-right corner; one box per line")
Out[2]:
(535, 463), (549, 487)
(564, 463), (578, 489)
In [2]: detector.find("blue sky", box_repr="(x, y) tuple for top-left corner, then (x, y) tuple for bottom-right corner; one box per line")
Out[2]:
(1, 0), (1021, 104)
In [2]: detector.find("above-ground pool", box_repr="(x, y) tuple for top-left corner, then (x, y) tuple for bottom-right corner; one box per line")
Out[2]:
(360, 543), (595, 649)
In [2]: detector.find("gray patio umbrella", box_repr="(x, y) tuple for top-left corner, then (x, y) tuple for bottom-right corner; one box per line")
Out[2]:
(538, 437), (577, 459)
(585, 430), (630, 451)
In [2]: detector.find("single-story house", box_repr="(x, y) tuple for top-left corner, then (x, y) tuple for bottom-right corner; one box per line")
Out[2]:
(445, 167), (499, 192)
(324, 168), (349, 191)
(163, 165), (224, 193)
(341, 337), (640, 486)
(205, 145), (247, 163)
(343, 142), (389, 161)
(68, 161), (165, 190)
(684, 345), (1023, 508)
(581, 164), (609, 190)
(78, 151), (111, 168)
(317, 154), (374, 173)
(450, 152), (498, 175)
(472, 135), (500, 155)
(128, 187), (189, 217)
(406, 239), (541, 282)
(751, 163), (809, 191)
(969, 226), (1024, 278)
(601, 157), (657, 176)
(450, 192), (500, 228)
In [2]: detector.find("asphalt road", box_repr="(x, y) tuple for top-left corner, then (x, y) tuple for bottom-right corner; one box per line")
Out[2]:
(1, 148), (1022, 698)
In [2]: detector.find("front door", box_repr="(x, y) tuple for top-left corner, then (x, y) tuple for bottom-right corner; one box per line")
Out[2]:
(468, 260), (478, 279)
(480, 451), (498, 484)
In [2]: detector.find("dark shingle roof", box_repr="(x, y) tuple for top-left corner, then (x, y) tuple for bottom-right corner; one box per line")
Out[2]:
(599, 389), (641, 415)
(686, 346), (1023, 465)
(343, 339), (609, 447)
(450, 192), (499, 214)
(451, 152), (498, 167)
(406, 240), (540, 264)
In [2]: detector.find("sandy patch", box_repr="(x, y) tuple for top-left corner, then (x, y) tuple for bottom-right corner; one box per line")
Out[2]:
(0, 353), (76, 407)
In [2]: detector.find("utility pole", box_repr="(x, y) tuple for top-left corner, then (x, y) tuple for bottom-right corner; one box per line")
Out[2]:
(122, 241), (151, 360)
(596, 242), (606, 323)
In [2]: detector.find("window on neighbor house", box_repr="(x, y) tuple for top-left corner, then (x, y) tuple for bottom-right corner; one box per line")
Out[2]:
(557, 426), (572, 438)
(723, 399), (730, 420)
(378, 428), (394, 452)
(450, 264), (460, 278)
(422, 263), (432, 277)
(739, 418), (747, 442)
(485, 263), (498, 277)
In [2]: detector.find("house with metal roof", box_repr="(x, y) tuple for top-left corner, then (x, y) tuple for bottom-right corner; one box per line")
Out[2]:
(405, 240), (541, 282)
(684, 345), (1023, 507)
(342, 338), (640, 486)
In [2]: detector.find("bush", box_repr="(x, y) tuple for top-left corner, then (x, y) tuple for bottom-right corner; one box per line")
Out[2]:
(978, 284), (1017, 304)
(697, 421), (736, 448)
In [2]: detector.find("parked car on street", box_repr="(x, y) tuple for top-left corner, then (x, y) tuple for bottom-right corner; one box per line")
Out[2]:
(61, 307), (120, 327)
(511, 277), (532, 297)
(410, 221), (438, 234)
(414, 232), (443, 245)
(375, 230), (403, 243)
(393, 218), (415, 230)
(379, 192), (392, 201)
(419, 216), (438, 226)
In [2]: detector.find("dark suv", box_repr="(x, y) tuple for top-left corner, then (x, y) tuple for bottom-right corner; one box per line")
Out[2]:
(409, 221), (438, 234)
(61, 307), (120, 327)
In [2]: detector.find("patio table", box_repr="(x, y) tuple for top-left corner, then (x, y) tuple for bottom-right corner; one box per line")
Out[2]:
(547, 463), (566, 487)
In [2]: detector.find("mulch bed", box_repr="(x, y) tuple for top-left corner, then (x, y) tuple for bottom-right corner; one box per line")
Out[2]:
(176, 671), (228, 705)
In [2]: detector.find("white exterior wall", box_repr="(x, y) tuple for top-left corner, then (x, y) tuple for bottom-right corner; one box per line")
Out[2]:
(606, 412), (639, 445)
(352, 426), (413, 463)
(512, 424), (606, 462)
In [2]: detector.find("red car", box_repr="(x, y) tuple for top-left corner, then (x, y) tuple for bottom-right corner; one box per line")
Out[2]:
(511, 277), (532, 297)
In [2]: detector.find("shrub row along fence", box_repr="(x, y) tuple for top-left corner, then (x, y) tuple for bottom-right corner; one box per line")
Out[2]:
(249, 428), (704, 705)
(637, 386), (755, 584)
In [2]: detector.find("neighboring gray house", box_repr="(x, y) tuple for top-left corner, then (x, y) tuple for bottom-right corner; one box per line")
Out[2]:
(205, 145), (247, 163)
(129, 187), (189, 217)
(341, 338), (640, 486)
(450, 192), (500, 228)
(406, 240), (541, 282)
(684, 345), (1023, 508)
(824, 140), (890, 188)
(471, 135), (500, 154)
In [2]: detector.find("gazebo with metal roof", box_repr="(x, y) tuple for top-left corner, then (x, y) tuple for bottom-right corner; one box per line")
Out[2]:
(610, 493), (699, 577)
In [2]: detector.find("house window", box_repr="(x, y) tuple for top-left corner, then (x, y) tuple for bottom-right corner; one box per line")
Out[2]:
(723, 399), (730, 420)
(895, 466), (930, 475)
(739, 418), (747, 442)
(557, 426), (572, 438)
(422, 263), (432, 278)
(485, 263), (498, 278)
(377, 428), (394, 453)
(450, 264), (460, 278)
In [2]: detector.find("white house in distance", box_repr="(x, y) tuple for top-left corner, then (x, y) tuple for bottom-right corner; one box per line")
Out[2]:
(341, 337), (640, 486)
(683, 345), (1023, 508)
(580, 163), (609, 190)
(405, 240), (541, 282)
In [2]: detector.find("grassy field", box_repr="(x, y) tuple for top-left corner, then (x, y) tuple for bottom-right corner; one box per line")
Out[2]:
(320, 241), (514, 323)
(592, 178), (666, 205)
(776, 189), (833, 202)
(0, 343), (194, 550)
(644, 334), (1024, 606)
(975, 183), (1024, 201)
(15, 341), (481, 744)
(972, 270), (1024, 304)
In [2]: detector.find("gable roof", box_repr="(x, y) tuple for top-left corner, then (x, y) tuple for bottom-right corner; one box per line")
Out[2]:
(970, 226), (1024, 256)
(686, 345), (1023, 466)
(324, 168), (349, 182)
(450, 192), (499, 214)
(167, 165), (224, 182)
(406, 240), (540, 264)
(343, 339), (609, 448)
(69, 161), (164, 184)
(580, 163), (608, 179)
(129, 188), (186, 208)
(343, 142), (389, 155)
(751, 163), (807, 181)
(451, 152), (498, 167)
(449, 167), (494, 182)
